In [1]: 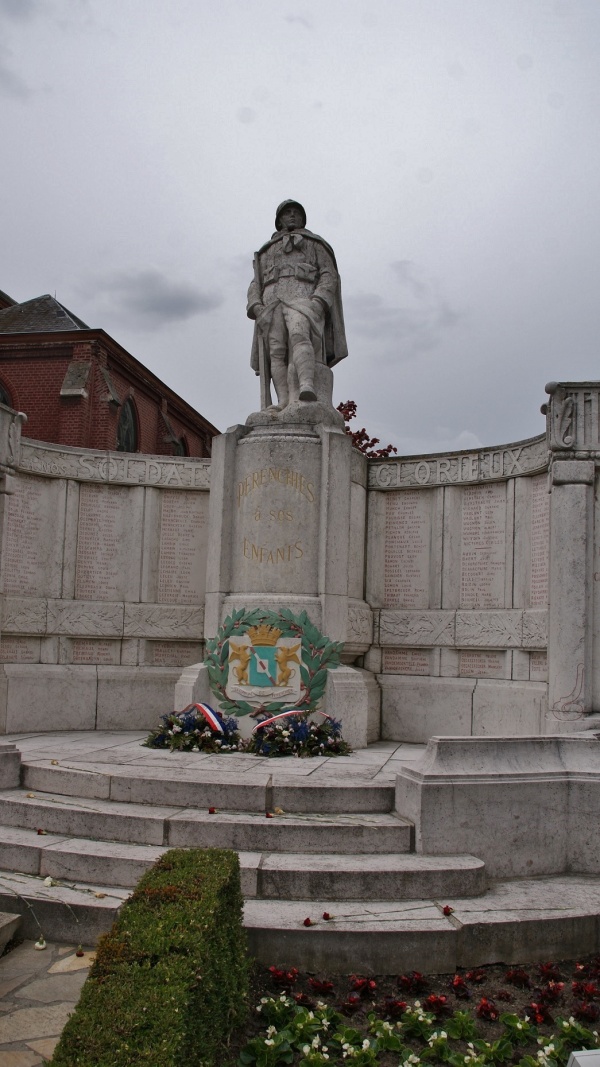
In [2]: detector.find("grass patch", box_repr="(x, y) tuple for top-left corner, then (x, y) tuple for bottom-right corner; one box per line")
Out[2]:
(50, 848), (249, 1067)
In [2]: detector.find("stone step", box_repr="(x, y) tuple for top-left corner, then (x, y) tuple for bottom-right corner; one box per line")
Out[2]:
(0, 790), (412, 854)
(1, 869), (599, 969)
(0, 825), (485, 899)
(0, 910), (21, 954)
(0, 870), (127, 945)
(21, 761), (395, 813)
(244, 874), (600, 973)
(254, 852), (486, 901)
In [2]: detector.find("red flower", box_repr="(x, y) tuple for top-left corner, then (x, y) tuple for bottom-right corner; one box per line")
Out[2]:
(539, 962), (561, 981)
(466, 969), (486, 983)
(339, 991), (362, 1014)
(450, 974), (470, 999)
(442, 905), (454, 916)
(303, 917), (313, 927)
(398, 970), (428, 993)
(539, 981), (564, 1004)
(573, 981), (600, 1000)
(309, 978), (335, 994)
(476, 997), (499, 1021)
(528, 1001), (554, 1025)
(265, 812), (274, 819)
(208, 807), (216, 814)
(36, 829), (47, 835)
(424, 994), (450, 1017)
(496, 990), (513, 1002)
(382, 997), (407, 1018)
(293, 992), (314, 1007)
(322, 911), (332, 921)
(574, 1001), (600, 1023)
(349, 975), (377, 996)
(268, 966), (298, 988)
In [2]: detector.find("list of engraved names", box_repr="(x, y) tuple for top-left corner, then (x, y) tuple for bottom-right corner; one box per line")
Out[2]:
(76, 485), (134, 600)
(158, 492), (207, 604)
(3, 475), (48, 596)
(384, 491), (431, 607)
(460, 483), (506, 608)
(530, 475), (549, 607)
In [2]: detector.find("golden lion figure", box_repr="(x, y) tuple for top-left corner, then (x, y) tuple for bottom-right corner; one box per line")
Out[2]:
(274, 642), (301, 688)
(229, 641), (252, 685)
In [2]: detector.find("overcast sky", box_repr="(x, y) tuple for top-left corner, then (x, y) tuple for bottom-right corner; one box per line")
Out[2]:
(2, 0), (600, 454)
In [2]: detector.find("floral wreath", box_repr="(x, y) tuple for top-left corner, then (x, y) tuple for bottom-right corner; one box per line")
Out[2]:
(204, 607), (343, 718)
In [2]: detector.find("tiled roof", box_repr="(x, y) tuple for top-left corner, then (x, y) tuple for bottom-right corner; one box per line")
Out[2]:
(0, 294), (90, 333)
(0, 290), (17, 310)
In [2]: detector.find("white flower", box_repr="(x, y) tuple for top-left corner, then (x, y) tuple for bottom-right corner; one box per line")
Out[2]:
(362, 1038), (370, 1050)
(303, 1045), (310, 1055)
(172, 725), (182, 733)
(312, 1035), (321, 1047)
(266, 1025), (277, 1036)
(264, 1038), (274, 1046)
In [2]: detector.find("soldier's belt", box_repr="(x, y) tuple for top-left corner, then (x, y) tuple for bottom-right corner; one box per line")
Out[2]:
(262, 261), (318, 284)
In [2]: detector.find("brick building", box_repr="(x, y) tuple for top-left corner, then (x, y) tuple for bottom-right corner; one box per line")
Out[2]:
(0, 289), (218, 456)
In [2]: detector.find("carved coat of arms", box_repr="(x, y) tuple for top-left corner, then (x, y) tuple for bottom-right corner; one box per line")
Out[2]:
(226, 624), (302, 706)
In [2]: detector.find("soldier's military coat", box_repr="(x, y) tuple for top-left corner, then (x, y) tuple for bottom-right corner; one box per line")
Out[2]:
(247, 227), (348, 378)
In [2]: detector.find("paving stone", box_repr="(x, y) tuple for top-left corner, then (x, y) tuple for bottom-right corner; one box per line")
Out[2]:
(15, 971), (87, 1004)
(0, 978), (27, 1000)
(26, 1037), (60, 1059)
(0, 1003), (75, 1043)
(0, 1052), (42, 1066)
(0, 945), (57, 982)
(48, 951), (94, 974)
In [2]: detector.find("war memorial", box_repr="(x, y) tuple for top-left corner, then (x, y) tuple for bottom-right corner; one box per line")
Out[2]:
(0, 200), (600, 972)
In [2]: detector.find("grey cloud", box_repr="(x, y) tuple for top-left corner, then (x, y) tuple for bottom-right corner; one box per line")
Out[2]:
(92, 269), (223, 329)
(0, 0), (39, 20)
(346, 261), (461, 359)
(0, 45), (30, 98)
(284, 12), (312, 29)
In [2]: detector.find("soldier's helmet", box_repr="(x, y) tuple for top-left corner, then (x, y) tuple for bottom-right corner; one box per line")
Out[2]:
(275, 200), (307, 231)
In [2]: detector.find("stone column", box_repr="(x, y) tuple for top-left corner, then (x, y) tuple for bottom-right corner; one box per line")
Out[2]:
(548, 458), (594, 718)
(544, 382), (598, 722)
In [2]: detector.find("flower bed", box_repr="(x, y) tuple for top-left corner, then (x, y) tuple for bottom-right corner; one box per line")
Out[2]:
(239, 958), (600, 1065)
(50, 849), (249, 1067)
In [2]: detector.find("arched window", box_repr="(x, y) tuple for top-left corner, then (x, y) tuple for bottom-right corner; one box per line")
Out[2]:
(116, 398), (138, 453)
(0, 381), (11, 408)
(174, 436), (188, 456)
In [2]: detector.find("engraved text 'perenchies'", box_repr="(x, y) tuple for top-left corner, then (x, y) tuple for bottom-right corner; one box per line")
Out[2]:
(237, 466), (315, 506)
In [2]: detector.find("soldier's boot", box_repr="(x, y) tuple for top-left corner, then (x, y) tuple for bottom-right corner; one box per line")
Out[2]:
(293, 343), (317, 402)
(268, 353), (289, 411)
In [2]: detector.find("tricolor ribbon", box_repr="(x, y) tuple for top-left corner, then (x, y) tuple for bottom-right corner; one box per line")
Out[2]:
(181, 703), (224, 733)
(253, 710), (332, 732)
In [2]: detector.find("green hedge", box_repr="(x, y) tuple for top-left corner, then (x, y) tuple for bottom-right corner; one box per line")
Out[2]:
(50, 848), (249, 1067)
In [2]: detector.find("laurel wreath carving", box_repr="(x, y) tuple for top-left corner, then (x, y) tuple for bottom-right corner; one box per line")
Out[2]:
(204, 607), (343, 718)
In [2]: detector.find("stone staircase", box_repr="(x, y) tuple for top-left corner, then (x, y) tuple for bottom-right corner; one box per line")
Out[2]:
(0, 735), (598, 972)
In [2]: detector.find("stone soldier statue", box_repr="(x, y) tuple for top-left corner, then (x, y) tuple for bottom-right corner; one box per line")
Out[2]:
(247, 200), (348, 412)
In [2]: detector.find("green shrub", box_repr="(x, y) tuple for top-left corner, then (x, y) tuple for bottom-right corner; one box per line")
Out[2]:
(50, 848), (249, 1067)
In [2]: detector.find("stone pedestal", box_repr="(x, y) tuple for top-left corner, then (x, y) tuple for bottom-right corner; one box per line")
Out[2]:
(204, 420), (371, 651)
(395, 734), (600, 877)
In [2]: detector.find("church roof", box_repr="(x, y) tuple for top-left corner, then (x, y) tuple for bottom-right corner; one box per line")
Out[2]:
(0, 294), (90, 334)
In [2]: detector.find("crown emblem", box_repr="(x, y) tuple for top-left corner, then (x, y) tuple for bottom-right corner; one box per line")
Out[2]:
(247, 624), (282, 646)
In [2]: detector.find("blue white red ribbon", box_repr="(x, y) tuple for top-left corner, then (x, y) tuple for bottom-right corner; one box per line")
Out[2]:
(253, 710), (332, 732)
(182, 703), (224, 733)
